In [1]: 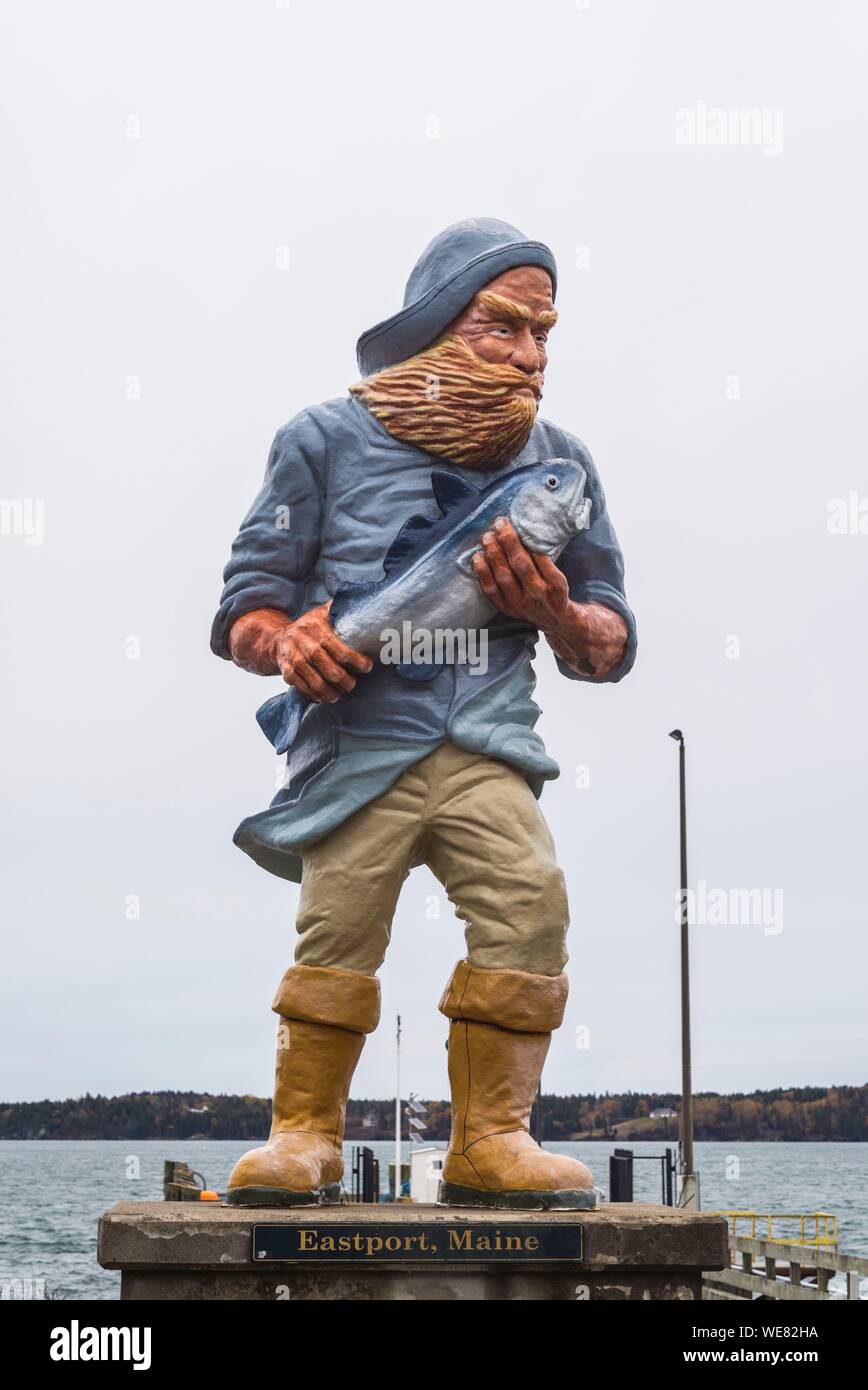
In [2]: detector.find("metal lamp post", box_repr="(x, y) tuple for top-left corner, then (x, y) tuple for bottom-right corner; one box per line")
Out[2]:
(668, 729), (699, 1209)
(394, 1014), (403, 1202)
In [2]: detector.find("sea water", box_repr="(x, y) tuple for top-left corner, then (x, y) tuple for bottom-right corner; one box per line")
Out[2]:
(0, 1139), (864, 1299)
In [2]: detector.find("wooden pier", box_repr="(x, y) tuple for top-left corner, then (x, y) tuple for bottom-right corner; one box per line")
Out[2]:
(703, 1233), (867, 1301)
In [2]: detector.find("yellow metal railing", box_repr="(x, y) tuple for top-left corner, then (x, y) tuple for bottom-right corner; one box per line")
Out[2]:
(713, 1211), (838, 1249)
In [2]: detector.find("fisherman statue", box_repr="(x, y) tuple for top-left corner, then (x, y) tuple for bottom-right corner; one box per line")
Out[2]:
(212, 218), (637, 1209)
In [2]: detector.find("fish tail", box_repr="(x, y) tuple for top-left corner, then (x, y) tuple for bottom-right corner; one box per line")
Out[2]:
(255, 688), (307, 753)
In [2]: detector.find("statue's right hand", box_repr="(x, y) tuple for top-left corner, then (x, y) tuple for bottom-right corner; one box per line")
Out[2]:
(228, 604), (373, 703)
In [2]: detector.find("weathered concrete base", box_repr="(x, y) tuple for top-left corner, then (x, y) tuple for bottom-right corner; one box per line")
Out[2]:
(115, 1267), (707, 1301)
(98, 1201), (728, 1301)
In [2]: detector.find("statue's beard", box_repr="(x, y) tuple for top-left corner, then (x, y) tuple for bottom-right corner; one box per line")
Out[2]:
(349, 333), (539, 470)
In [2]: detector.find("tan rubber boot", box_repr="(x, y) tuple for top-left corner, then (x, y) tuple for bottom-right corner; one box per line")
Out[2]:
(438, 960), (596, 1210)
(227, 964), (380, 1206)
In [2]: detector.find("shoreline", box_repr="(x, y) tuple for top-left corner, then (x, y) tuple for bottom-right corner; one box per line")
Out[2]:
(2, 1136), (865, 1144)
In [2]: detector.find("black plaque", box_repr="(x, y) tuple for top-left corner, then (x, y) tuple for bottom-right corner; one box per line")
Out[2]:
(252, 1221), (582, 1263)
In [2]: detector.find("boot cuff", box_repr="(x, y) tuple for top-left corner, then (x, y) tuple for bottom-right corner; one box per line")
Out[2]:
(272, 965), (381, 1034)
(438, 959), (568, 1033)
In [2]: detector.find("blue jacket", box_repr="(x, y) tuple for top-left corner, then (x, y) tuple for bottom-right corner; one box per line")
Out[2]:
(211, 396), (637, 881)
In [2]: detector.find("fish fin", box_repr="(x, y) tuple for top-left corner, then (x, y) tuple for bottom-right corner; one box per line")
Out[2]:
(430, 470), (479, 515)
(382, 514), (438, 574)
(455, 543), (482, 575)
(256, 689), (308, 753)
(394, 662), (441, 682)
(330, 578), (382, 623)
(382, 472), (481, 574)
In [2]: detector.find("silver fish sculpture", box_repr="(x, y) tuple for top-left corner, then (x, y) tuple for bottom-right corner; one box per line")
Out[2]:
(256, 458), (591, 752)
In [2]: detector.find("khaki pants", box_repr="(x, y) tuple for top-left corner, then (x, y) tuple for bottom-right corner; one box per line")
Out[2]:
(295, 743), (569, 977)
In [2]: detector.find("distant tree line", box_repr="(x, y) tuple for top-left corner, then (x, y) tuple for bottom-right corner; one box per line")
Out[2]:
(0, 1085), (863, 1141)
(533, 1086), (866, 1142)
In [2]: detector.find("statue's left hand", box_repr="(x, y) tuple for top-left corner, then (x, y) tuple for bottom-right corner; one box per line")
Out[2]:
(473, 518), (570, 631)
(472, 518), (627, 678)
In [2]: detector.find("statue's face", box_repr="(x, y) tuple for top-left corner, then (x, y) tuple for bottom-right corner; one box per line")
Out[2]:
(445, 266), (557, 402)
(350, 264), (558, 468)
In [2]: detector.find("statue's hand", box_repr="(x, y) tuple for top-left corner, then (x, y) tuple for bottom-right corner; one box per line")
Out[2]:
(228, 604), (373, 702)
(472, 518), (626, 678)
(545, 603), (627, 679)
(472, 518), (571, 631)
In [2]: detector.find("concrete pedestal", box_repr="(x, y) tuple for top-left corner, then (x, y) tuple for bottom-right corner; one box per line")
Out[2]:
(98, 1201), (728, 1301)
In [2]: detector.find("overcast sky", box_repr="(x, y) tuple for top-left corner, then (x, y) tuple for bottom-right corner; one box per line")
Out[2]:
(2, 0), (866, 1106)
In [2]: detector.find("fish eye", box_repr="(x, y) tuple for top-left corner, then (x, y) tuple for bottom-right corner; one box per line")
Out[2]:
(545, 475), (558, 489)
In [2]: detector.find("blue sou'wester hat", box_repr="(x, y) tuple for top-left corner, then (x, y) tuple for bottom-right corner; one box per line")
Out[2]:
(355, 217), (558, 377)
